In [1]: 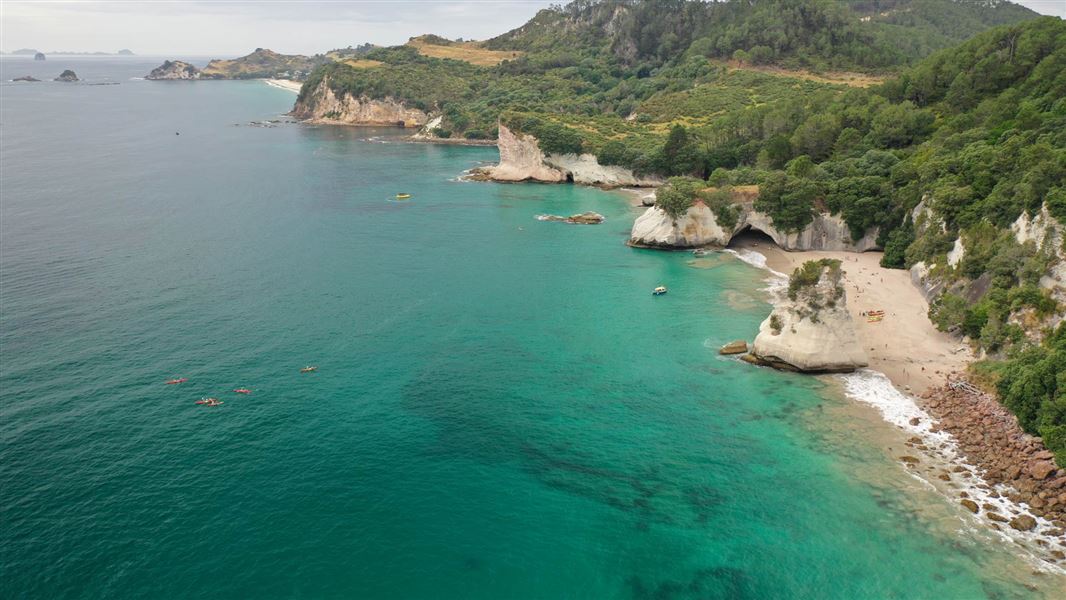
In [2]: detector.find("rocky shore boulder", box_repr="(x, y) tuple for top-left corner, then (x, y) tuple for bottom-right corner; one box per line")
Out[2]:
(748, 259), (868, 373)
(536, 212), (604, 224)
(719, 340), (748, 355)
(146, 60), (201, 80)
(54, 70), (78, 82)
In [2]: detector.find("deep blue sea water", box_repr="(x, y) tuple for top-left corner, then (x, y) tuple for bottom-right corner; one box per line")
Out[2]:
(1, 57), (1061, 598)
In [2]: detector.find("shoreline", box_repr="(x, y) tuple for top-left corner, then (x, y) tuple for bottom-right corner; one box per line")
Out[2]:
(263, 78), (302, 93)
(730, 239), (970, 395)
(724, 241), (1065, 572)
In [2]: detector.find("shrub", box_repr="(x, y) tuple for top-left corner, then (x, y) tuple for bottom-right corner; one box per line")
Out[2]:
(787, 259), (841, 301)
(769, 314), (783, 334)
(655, 177), (703, 219)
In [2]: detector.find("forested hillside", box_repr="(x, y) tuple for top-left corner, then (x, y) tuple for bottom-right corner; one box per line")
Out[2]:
(299, 0), (1040, 150)
(295, 0), (1064, 463)
(487, 0), (1037, 70)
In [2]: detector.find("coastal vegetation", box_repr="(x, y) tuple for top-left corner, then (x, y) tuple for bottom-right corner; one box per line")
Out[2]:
(295, 0), (1062, 456)
(973, 324), (1066, 466)
(200, 48), (328, 79)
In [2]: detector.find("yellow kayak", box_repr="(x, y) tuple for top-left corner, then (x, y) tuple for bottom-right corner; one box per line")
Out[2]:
(395, 193), (412, 200)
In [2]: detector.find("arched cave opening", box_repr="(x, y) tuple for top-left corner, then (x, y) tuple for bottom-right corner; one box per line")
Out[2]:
(727, 226), (778, 250)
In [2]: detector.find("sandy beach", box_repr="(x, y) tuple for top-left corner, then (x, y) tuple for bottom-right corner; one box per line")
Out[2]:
(263, 79), (302, 93)
(730, 237), (972, 394)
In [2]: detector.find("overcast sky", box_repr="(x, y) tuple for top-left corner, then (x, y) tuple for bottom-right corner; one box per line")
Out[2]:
(2, 0), (1063, 57)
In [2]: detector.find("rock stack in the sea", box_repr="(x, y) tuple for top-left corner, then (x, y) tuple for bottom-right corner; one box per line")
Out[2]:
(471, 124), (662, 187)
(146, 60), (201, 80)
(920, 381), (1066, 541)
(54, 70), (78, 82)
(34, 52), (45, 61)
(745, 259), (868, 373)
(629, 202), (728, 248)
(536, 212), (604, 224)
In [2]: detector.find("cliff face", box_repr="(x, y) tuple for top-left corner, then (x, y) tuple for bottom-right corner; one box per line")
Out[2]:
(483, 124), (662, 187)
(629, 203), (727, 248)
(911, 202), (1065, 307)
(291, 77), (430, 127)
(629, 202), (881, 252)
(146, 60), (200, 80)
(485, 124), (567, 182)
(749, 261), (868, 373)
(1012, 203), (1066, 302)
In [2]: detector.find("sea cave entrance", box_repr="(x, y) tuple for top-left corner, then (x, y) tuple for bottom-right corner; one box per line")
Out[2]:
(727, 226), (778, 250)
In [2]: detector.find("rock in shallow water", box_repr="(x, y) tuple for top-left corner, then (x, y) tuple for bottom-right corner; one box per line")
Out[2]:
(1009, 514), (1037, 531)
(718, 340), (748, 355)
(536, 212), (604, 225)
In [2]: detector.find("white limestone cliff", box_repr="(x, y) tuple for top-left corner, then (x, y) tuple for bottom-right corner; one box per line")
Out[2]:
(629, 203), (728, 248)
(484, 124), (567, 182)
(1012, 203), (1066, 301)
(292, 77), (430, 127)
(481, 124), (661, 187)
(749, 261), (868, 373)
(628, 201), (880, 252)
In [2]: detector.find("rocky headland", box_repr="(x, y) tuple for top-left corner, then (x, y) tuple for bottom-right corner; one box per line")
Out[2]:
(200, 48), (321, 80)
(146, 60), (201, 80)
(472, 124), (662, 187)
(291, 76), (429, 127)
(743, 259), (869, 373)
(629, 199), (880, 252)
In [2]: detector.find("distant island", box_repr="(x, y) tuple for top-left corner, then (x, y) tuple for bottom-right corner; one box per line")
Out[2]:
(145, 45), (377, 83)
(3, 48), (134, 56)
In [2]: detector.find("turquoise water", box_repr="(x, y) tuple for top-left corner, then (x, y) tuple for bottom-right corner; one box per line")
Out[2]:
(0, 58), (1057, 598)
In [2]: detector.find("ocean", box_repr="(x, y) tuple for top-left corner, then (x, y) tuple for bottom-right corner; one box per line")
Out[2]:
(1, 57), (1061, 598)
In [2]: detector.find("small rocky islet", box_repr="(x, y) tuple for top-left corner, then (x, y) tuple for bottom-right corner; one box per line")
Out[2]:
(146, 60), (200, 80)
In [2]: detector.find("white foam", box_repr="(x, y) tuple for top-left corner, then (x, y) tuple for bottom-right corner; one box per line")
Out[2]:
(838, 369), (1065, 574)
(723, 243), (1065, 572)
(723, 248), (788, 298)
